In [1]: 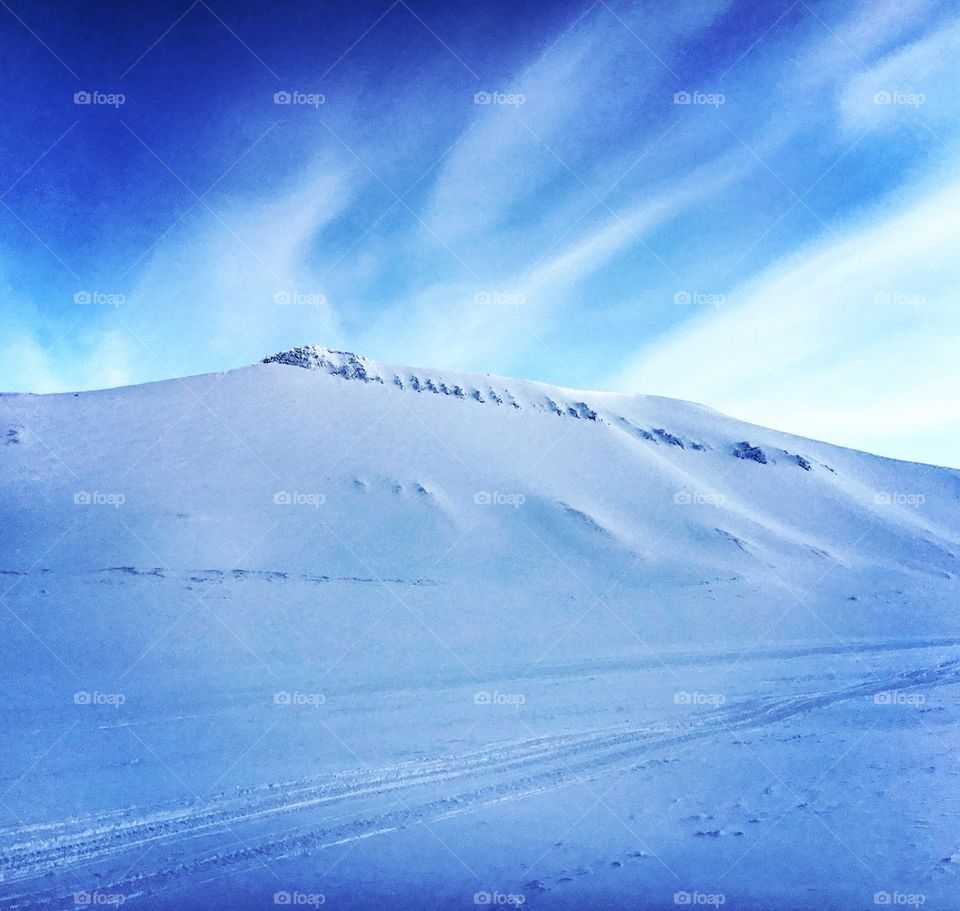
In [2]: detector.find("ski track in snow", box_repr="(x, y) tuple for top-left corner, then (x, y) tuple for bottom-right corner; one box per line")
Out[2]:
(2, 650), (959, 909)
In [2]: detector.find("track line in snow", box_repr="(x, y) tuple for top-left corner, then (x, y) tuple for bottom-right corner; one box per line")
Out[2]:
(2, 657), (959, 907)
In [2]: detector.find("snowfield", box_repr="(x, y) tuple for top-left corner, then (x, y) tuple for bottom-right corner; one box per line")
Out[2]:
(1, 347), (958, 909)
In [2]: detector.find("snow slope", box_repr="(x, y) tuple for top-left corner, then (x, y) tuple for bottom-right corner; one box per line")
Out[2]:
(1, 347), (958, 909)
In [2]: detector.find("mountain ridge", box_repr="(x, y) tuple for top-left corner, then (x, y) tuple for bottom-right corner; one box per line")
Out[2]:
(4, 344), (954, 471)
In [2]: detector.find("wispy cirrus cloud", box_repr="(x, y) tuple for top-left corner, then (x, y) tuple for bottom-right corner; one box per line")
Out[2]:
(2, 0), (959, 463)
(607, 167), (960, 466)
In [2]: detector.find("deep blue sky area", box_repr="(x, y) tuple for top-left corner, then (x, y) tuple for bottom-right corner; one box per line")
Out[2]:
(1, 0), (958, 465)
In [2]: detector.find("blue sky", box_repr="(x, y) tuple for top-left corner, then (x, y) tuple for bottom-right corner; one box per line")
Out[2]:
(1, 0), (958, 466)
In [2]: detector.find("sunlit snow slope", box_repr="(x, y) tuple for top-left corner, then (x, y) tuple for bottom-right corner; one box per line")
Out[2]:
(1, 347), (958, 910)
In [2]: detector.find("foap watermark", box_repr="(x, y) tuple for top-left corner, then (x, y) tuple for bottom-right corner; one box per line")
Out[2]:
(74, 291), (125, 308)
(474, 691), (526, 707)
(674, 892), (726, 906)
(673, 90), (725, 107)
(274, 891), (325, 906)
(274, 691), (325, 708)
(674, 290), (725, 307)
(874, 892), (926, 906)
(274, 90), (325, 108)
(74, 491), (125, 508)
(474, 891), (525, 906)
(873, 291), (925, 308)
(873, 91), (925, 108)
(874, 692), (925, 707)
(274, 290), (326, 308)
(474, 91), (525, 107)
(74, 90), (125, 108)
(674, 691), (725, 706)
(474, 491), (525, 508)
(674, 490), (726, 507)
(74, 691), (126, 708)
(273, 491), (325, 508)
(474, 290), (526, 307)
(874, 491), (925, 508)
(74, 891), (126, 907)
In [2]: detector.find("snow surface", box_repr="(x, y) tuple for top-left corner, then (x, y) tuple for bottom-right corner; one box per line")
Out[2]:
(1, 346), (958, 909)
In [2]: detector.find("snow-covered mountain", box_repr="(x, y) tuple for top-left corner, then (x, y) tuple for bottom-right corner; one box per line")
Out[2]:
(1, 347), (958, 910)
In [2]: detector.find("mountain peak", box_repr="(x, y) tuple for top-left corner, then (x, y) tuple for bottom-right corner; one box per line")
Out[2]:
(259, 346), (609, 423)
(261, 346), (382, 382)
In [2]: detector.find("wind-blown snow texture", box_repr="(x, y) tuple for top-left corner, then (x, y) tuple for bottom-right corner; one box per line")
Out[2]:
(1, 347), (958, 910)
